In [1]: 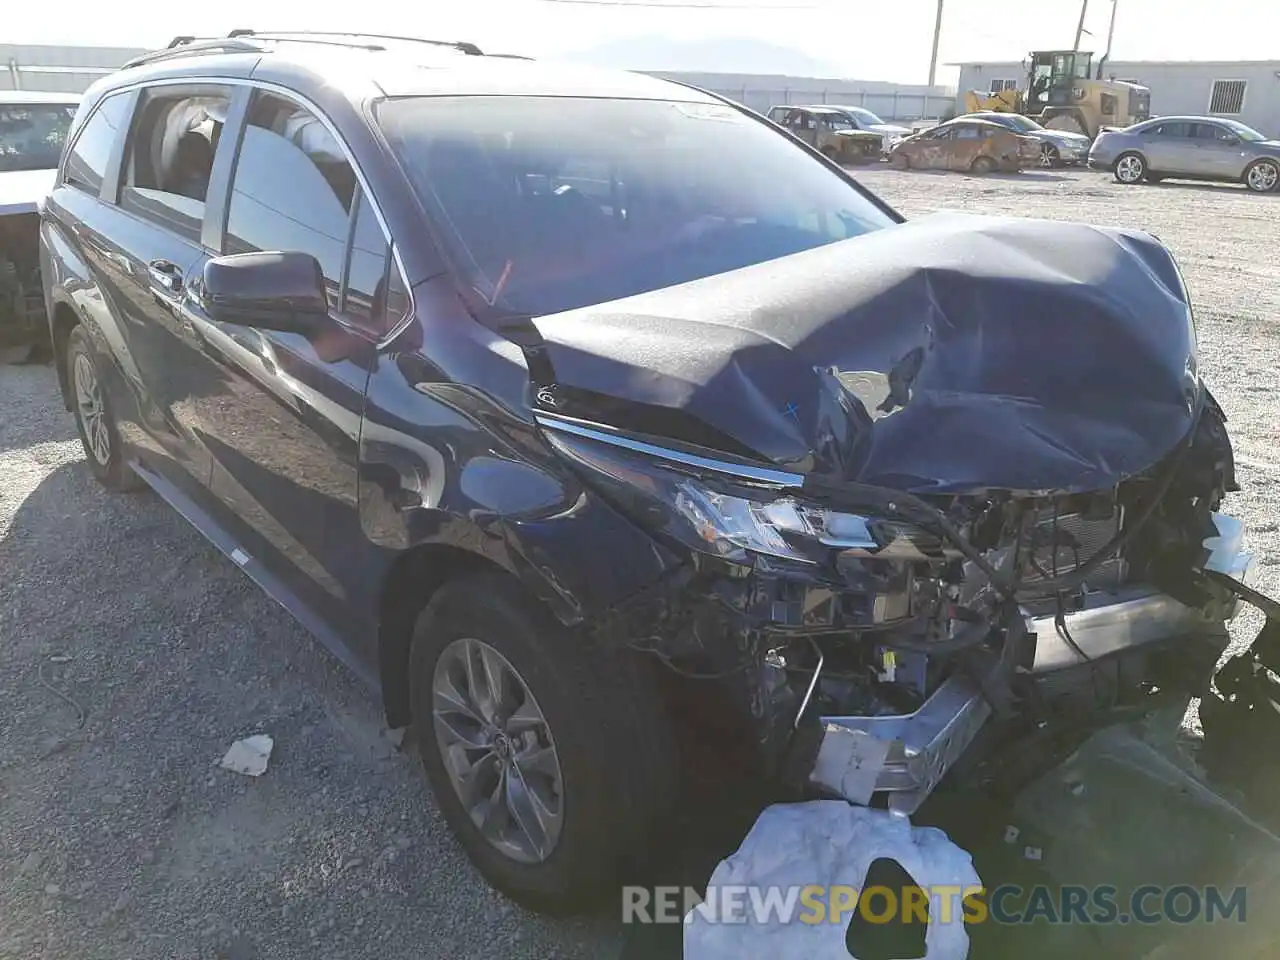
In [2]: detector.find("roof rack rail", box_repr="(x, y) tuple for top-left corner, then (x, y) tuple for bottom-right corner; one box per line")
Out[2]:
(122, 38), (264, 70)
(123, 30), (485, 70)
(226, 30), (484, 56)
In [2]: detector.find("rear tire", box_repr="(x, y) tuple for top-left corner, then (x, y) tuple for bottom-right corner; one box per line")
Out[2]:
(409, 574), (678, 916)
(1114, 151), (1147, 184)
(1244, 158), (1279, 193)
(65, 325), (143, 492)
(970, 156), (997, 174)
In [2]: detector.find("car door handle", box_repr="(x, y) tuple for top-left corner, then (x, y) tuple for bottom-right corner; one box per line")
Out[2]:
(148, 259), (184, 294)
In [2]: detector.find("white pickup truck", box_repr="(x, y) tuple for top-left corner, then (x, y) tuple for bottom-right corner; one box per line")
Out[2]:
(1, 91), (80, 362)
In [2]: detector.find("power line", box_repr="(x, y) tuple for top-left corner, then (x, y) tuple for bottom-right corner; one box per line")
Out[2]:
(530, 0), (823, 8)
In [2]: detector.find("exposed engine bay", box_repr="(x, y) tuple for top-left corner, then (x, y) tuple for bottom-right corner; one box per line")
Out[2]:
(547, 389), (1256, 815)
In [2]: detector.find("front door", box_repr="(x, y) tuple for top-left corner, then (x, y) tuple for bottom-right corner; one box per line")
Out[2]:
(179, 88), (407, 656)
(1190, 122), (1249, 178)
(788, 110), (818, 148)
(906, 126), (954, 169)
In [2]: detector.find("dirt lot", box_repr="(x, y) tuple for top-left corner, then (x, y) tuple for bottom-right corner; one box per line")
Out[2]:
(2, 167), (1279, 960)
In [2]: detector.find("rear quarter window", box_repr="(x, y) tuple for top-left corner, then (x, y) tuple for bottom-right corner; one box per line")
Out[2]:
(63, 93), (132, 195)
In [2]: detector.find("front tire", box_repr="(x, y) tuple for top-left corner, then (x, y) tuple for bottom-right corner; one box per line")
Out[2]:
(970, 155), (997, 174)
(1039, 143), (1060, 168)
(66, 325), (142, 492)
(1244, 158), (1279, 193)
(1114, 151), (1147, 184)
(409, 574), (677, 915)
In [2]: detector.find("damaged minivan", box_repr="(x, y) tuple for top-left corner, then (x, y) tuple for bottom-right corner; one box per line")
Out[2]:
(43, 33), (1273, 915)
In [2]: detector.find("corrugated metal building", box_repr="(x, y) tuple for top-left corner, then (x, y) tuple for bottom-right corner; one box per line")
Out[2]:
(0, 43), (952, 123)
(648, 72), (953, 122)
(2, 43), (147, 93)
(954, 59), (1280, 136)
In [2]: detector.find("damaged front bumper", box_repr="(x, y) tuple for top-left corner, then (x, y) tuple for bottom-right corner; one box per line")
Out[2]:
(807, 513), (1258, 814)
(540, 388), (1267, 819)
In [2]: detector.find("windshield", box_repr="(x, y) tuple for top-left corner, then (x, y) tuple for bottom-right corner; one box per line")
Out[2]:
(999, 114), (1043, 132)
(847, 107), (885, 126)
(1219, 119), (1267, 142)
(377, 96), (894, 318)
(0, 103), (77, 173)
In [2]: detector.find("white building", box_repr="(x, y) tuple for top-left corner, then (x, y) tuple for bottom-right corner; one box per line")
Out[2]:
(1, 43), (953, 124)
(648, 72), (953, 123)
(954, 59), (1280, 136)
(1, 43), (146, 93)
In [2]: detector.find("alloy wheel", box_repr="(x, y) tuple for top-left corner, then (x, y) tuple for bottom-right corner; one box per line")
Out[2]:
(1039, 143), (1058, 168)
(1116, 155), (1144, 183)
(73, 352), (111, 465)
(432, 637), (564, 864)
(1247, 161), (1278, 193)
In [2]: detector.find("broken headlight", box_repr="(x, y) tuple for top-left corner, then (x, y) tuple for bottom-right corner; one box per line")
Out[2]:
(542, 420), (932, 565)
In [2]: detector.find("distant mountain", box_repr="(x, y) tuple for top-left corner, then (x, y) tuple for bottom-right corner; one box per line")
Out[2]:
(559, 35), (846, 77)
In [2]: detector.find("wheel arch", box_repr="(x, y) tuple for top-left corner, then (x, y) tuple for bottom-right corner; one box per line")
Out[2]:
(1242, 155), (1280, 188)
(51, 302), (80, 410)
(377, 542), (515, 729)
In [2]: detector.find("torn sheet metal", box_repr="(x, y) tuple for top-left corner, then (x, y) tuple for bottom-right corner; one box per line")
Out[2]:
(809, 676), (993, 814)
(684, 801), (980, 960)
(808, 725), (892, 806)
(533, 213), (1198, 495)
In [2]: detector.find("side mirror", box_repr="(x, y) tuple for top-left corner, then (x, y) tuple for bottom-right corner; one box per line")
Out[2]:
(199, 251), (329, 333)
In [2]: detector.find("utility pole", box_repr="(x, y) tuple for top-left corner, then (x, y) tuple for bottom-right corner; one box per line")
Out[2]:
(1073, 0), (1090, 50)
(1098, 0), (1119, 77)
(927, 0), (944, 87)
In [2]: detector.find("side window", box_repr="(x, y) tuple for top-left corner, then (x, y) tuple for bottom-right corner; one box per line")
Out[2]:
(224, 92), (357, 309)
(1194, 123), (1233, 142)
(62, 93), (131, 195)
(119, 88), (231, 241)
(955, 125), (981, 140)
(344, 188), (394, 333)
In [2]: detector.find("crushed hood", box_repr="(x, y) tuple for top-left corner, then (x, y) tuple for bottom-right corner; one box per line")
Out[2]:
(531, 213), (1200, 495)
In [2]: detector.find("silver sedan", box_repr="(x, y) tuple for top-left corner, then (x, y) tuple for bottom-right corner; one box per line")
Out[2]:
(965, 111), (1092, 167)
(1089, 116), (1280, 193)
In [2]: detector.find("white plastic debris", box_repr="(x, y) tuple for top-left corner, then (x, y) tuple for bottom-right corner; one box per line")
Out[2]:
(1002, 825), (1020, 844)
(684, 800), (980, 960)
(219, 735), (274, 777)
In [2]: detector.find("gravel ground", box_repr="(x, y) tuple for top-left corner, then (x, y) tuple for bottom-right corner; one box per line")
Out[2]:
(2, 167), (1279, 959)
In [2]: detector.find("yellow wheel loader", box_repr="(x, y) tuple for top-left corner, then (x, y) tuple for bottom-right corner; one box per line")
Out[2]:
(963, 50), (1150, 140)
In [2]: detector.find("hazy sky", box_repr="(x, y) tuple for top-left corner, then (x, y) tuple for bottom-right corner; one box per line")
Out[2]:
(7, 0), (1277, 85)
